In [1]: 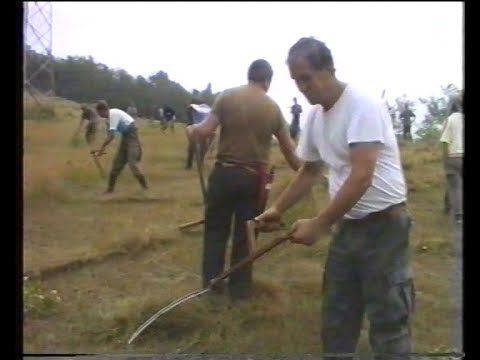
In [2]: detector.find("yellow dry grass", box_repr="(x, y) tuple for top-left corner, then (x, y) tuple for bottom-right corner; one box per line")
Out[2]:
(23, 95), (461, 355)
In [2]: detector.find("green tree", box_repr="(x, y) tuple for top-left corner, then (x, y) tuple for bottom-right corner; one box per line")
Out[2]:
(415, 89), (452, 142)
(25, 48), (217, 122)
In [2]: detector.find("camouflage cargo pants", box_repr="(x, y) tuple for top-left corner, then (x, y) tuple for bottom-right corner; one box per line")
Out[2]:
(107, 125), (147, 192)
(321, 204), (415, 360)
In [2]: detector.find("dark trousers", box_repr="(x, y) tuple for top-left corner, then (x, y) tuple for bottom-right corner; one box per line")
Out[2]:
(322, 204), (415, 360)
(202, 164), (259, 299)
(290, 117), (300, 140)
(107, 126), (148, 192)
(402, 124), (412, 141)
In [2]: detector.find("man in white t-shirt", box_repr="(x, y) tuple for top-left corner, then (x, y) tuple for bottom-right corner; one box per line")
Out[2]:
(94, 100), (149, 194)
(440, 97), (463, 224)
(255, 37), (414, 359)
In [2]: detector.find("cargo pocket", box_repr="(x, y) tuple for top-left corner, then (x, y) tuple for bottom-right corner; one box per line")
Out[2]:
(386, 267), (415, 319)
(367, 266), (415, 327)
(127, 136), (142, 162)
(136, 144), (142, 162)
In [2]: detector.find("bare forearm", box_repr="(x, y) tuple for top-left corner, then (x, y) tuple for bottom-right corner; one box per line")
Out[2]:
(280, 145), (302, 171)
(277, 130), (302, 171)
(187, 114), (219, 141)
(280, 146), (302, 171)
(316, 173), (371, 225)
(286, 153), (302, 172)
(100, 133), (114, 150)
(273, 164), (319, 213)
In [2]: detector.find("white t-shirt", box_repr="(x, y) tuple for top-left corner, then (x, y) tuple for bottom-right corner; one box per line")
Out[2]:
(190, 104), (211, 124)
(297, 84), (407, 219)
(109, 108), (135, 134)
(440, 112), (464, 157)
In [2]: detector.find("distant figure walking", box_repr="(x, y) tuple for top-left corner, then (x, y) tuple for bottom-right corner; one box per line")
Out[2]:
(290, 97), (303, 141)
(126, 102), (138, 120)
(399, 104), (416, 141)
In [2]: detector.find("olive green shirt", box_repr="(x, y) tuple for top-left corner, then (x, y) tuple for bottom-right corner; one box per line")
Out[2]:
(212, 84), (288, 166)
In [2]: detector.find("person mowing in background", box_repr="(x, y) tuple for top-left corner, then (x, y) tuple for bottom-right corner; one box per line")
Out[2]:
(290, 97), (303, 141)
(156, 106), (164, 122)
(72, 104), (106, 146)
(126, 101), (138, 120)
(185, 102), (212, 170)
(93, 100), (149, 196)
(399, 104), (416, 141)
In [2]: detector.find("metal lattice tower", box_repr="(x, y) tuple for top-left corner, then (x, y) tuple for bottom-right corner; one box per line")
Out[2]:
(23, 1), (55, 103)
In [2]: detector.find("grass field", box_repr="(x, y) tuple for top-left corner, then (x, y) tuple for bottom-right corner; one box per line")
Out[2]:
(23, 95), (462, 356)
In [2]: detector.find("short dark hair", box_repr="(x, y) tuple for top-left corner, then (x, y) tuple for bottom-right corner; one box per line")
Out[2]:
(287, 37), (335, 72)
(247, 59), (273, 83)
(96, 100), (109, 112)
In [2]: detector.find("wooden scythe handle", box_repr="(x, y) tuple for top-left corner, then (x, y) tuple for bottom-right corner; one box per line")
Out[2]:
(178, 218), (205, 230)
(210, 229), (290, 288)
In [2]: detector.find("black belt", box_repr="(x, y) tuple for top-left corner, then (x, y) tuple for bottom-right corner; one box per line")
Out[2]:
(215, 161), (265, 175)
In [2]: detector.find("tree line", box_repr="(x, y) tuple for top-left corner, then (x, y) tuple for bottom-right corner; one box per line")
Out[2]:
(26, 47), (461, 141)
(25, 47), (217, 122)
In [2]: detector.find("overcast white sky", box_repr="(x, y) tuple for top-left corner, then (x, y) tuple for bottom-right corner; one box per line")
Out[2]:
(26, 1), (463, 119)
